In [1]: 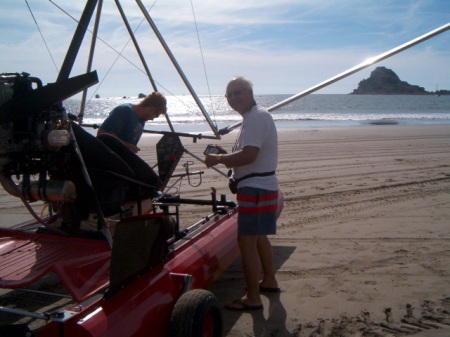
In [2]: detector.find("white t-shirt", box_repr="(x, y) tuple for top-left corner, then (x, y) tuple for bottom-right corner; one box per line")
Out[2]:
(233, 105), (278, 191)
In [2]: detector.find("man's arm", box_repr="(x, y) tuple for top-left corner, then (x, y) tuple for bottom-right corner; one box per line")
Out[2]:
(97, 128), (141, 153)
(205, 146), (259, 168)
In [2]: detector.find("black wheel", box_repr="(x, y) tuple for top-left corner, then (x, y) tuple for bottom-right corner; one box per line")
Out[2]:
(170, 289), (223, 337)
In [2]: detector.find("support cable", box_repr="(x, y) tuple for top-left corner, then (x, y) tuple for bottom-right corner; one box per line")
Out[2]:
(48, 0), (217, 134)
(49, 0), (147, 77)
(25, 0), (59, 73)
(189, 0), (217, 127)
(79, 0), (104, 124)
(136, 0), (221, 139)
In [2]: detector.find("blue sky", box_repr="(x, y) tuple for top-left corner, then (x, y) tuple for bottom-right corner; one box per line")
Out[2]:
(1, 0), (449, 97)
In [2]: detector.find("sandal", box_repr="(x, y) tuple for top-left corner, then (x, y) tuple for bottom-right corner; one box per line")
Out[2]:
(224, 299), (263, 311)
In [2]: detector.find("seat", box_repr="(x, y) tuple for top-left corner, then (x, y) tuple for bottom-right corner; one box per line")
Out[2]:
(97, 133), (162, 196)
(52, 123), (161, 230)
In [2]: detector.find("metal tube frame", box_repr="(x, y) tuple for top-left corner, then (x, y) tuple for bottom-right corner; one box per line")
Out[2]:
(114, 0), (177, 132)
(57, 0), (98, 82)
(219, 22), (450, 135)
(135, 0), (221, 139)
(79, 0), (103, 124)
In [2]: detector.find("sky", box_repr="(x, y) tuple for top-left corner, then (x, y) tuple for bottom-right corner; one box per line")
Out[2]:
(1, 0), (449, 98)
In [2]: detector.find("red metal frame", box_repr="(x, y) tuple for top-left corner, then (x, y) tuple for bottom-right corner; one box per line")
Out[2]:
(0, 230), (110, 302)
(0, 192), (283, 336)
(0, 208), (240, 337)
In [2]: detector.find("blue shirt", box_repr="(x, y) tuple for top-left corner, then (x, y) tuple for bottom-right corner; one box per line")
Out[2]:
(100, 103), (144, 145)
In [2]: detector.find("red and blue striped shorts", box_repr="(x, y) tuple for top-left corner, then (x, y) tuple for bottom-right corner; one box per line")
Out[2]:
(237, 187), (279, 235)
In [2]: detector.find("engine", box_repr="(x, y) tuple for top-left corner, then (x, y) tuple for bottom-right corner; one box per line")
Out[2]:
(0, 71), (159, 234)
(0, 72), (76, 203)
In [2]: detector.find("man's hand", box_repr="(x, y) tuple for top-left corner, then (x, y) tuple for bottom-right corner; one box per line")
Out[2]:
(205, 154), (220, 168)
(205, 146), (259, 169)
(98, 128), (140, 153)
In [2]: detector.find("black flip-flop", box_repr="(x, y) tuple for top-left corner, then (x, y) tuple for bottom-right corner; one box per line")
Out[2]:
(224, 299), (263, 311)
(259, 286), (281, 293)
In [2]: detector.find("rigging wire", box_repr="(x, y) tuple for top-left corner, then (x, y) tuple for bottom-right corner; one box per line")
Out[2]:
(47, 0), (163, 108)
(89, 0), (159, 102)
(48, 1), (148, 78)
(47, 0), (179, 102)
(189, 0), (217, 126)
(46, 0), (212, 122)
(25, 0), (59, 74)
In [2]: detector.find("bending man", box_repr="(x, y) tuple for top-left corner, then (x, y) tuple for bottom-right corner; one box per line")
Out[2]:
(98, 92), (167, 153)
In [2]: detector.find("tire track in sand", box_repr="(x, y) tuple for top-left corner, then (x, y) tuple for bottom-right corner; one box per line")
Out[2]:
(278, 176), (450, 231)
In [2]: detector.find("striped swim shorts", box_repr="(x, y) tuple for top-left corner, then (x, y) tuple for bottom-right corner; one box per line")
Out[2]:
(237, 186), (279, 235)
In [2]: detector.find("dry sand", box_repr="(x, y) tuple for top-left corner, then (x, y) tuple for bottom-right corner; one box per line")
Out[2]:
(210, 124), (450, 337)
(1, 124), (449, 336)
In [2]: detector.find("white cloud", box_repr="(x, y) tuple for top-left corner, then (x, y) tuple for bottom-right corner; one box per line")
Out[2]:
(1, 0), (449, 97)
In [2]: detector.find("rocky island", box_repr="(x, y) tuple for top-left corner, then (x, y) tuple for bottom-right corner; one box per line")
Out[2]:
(351, 66), (449, 95)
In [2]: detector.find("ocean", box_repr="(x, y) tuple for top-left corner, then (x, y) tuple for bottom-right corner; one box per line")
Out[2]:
(64, 94), (450, 134)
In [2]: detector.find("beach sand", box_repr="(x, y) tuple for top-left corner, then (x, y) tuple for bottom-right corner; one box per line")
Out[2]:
(211, 125), (450, 336)
(1, 124), (449, 336)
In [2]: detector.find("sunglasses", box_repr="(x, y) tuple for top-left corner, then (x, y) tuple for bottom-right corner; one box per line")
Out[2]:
(225, 89), (245, 98)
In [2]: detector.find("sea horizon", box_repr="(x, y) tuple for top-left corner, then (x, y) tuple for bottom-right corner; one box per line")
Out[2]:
(64, 94), (450, 134)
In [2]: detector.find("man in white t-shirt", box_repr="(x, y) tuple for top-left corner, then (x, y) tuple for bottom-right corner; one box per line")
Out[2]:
(205, 76), (280, 311)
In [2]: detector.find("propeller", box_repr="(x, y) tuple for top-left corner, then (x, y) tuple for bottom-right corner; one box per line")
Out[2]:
(0, 71), (98, 124)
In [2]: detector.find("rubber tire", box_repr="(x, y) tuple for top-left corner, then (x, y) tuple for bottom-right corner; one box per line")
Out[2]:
(169, 289), (223, 337)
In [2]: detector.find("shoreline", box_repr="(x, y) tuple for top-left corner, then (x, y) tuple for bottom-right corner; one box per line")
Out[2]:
(144, 119), (450, 134)
(135, 120), (450, 139)
(274, 118), (450, 129)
